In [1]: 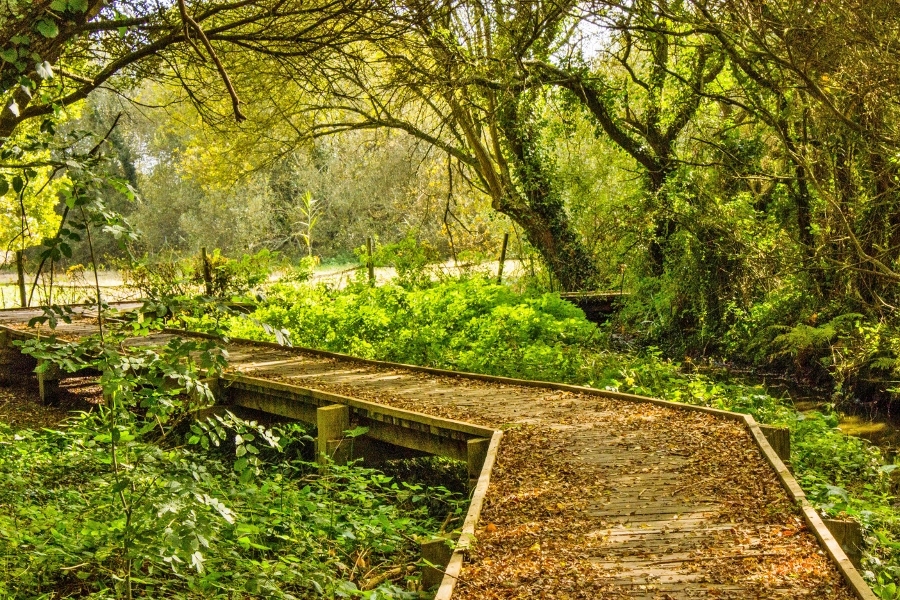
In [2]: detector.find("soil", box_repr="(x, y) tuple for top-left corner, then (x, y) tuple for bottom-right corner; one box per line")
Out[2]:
(0, 376), (102, 429)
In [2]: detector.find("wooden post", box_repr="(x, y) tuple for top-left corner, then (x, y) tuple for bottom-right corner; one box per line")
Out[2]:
(890, 468), (900, 497)
(366, 237), (375, 285)
(421, 538), (452, 589)
(317, 404), (350, 466)
(823, 519), (863, 568)
(200, 247), (213, 296)
(467, 437), (491, 491)
(496, 233), (509, 284)
(0, 331), (18, 385)
(15, 250), (26, 307)
(37, 359), (62, 405)
(759, 425), (791, 465)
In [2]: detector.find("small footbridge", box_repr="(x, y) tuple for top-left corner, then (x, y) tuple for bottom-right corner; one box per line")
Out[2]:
(0, 304), (876, 599)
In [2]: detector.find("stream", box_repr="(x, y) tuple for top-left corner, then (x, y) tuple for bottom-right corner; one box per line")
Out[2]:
(744, 374), (900, 456)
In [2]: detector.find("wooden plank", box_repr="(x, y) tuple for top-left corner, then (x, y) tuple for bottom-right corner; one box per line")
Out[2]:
(744, 414), (876, 600)
(221, 375), (483, 461)
(223, 375), (495, 438)
(435, 430), (502, 600)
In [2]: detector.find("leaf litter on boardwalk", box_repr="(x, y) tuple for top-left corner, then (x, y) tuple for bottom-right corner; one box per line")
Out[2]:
(240, 352), (854, 599)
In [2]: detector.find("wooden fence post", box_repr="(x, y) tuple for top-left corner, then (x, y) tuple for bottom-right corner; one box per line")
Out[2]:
(759, 425), (791, 464)
(366, 237), (375, 285)
(496, 233), (509, 284)
(317, 404), (350, 466)
(467, 437), (491, 491)
(37, 359), (62, 405)
(823, 519), (864, 568)
(421, 538), (452, 589)
(16, 250), (26, 307)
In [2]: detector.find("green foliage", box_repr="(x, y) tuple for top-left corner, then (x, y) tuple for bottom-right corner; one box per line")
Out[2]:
(121, 251), (194, 298)
(193, 248), (275, 298)
(0, 416), (462, 598)
(720, 279), (812, 365)
(4, 314), (463, 598)
(123, 249), (274, 300)
(364, 233), (441, 290)
(223, 276), (595, 381)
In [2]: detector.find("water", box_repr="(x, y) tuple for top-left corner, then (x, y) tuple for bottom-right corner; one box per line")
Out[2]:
(728, 372), (900, 455)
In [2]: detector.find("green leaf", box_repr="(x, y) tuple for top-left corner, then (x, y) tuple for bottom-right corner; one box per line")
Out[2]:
(0, 178), (8, 196)
(111, 479), (129, 493)
(235, 444), (247, 457)
(50, 0), (68, 10)
(0, 49), (17, 63)
(35, 19), (59, 39)
(344, 425), (369, 438)
(12, 176), (24, 194)
(68, 0), (89, 12)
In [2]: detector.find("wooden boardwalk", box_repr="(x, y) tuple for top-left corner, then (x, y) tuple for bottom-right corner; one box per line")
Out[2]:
(0, 306), (873, 599)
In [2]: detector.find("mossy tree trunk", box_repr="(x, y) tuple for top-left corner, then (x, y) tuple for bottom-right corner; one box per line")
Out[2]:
(493, 92), (599, 292)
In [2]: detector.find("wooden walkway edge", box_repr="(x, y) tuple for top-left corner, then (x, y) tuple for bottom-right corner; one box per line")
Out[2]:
(169, 328), (875, 600)
(0, 308), (878, 598)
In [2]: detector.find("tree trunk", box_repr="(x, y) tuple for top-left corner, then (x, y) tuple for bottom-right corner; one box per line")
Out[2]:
(499, 201), (599, 292)
(494, 94), (599, 292)
(645, 166), (674, 276)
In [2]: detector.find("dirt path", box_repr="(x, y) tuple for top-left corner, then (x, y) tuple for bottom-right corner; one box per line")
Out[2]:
(225, 344), (853, 599)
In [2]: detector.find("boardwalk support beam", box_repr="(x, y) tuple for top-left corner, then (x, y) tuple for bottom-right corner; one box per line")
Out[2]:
(0, 330), (32, 385)
(759, 425), (791, 464)
(421, 538), (453, 590)
(37, 359), (62, 405)
(317, 404), (350, 465)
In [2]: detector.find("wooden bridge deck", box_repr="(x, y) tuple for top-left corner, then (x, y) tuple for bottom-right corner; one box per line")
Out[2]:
(0, 306), (871, 599)
(225, 345), (855, 599)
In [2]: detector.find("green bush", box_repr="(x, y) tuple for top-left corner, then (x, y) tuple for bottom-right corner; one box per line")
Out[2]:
(225, 277), (596, 381)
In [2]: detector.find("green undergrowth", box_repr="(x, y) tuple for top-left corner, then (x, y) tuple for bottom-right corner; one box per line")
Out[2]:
(1, 313), (465, 599)
(0, 414), (464, 599)
(193, 276), (900, 597)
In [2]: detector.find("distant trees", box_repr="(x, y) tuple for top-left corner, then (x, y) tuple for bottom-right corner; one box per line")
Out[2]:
(10, 0), (900, 329)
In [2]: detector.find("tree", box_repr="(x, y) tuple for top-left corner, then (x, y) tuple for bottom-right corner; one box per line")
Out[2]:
(689, 0), (900, 308)
(255, 0), (602, 290)
(0, 0), (381, 142)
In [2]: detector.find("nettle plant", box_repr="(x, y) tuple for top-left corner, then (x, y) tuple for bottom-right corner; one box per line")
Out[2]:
(15, 319), (231, 599)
